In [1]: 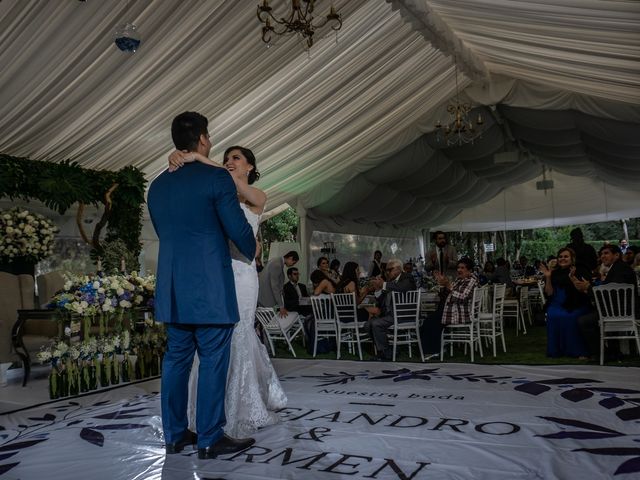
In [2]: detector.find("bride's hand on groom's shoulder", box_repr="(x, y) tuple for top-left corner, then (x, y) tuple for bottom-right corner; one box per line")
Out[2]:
(168, 150), (193, 172)
(168, 150), (223, 172)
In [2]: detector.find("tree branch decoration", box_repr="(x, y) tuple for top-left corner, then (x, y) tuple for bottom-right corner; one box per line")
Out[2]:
(0, 154), (146, 270)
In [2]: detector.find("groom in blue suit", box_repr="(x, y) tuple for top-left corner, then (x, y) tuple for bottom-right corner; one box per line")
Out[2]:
(148, 111), (256, 459)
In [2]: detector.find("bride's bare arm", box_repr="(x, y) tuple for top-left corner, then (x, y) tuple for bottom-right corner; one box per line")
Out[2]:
(168, 150), (223, 171)
(236, 183), (266, 211)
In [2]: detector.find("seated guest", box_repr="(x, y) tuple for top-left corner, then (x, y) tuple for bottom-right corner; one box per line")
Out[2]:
(420, 257), (478, 357)
(478, 260), (495, 285)
(518, 256), (536, 277)
(336, 262), (373, 323)
(329, 259), (341, 283)
(489, 258), (513, 288)
(310, 256), (337, 295)
(540, 247), (592, 358)
(366, 259), (416, 360)
(623, 245), (639, 266)
(619, 238), (629, 255)
(574, 245), (637, 360)
(283, 267), (312, 317)
(533, 259), (543, 274)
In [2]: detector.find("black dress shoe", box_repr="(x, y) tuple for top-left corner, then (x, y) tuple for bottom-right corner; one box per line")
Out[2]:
(165, 429), (197, 454)
(198, 434), (255, 459)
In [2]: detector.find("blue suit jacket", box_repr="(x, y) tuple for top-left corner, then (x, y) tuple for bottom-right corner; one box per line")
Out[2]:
(148, 163), (256, 325)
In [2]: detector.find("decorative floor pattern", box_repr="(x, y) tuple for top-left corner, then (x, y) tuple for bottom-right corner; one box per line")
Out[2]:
(0, 360), (639, 479)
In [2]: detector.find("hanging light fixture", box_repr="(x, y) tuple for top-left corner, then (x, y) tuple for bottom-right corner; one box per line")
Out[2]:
(113, 0), (141, 53)
(114, 22), (141, 53)
(257, 0), (342, 49)
(434, 62), (484, 146)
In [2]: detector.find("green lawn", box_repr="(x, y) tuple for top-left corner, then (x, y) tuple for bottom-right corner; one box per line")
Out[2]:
(270, 322), (640, 367)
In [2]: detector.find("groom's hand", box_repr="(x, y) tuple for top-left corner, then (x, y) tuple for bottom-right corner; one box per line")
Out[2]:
(278, 307), (289, 318)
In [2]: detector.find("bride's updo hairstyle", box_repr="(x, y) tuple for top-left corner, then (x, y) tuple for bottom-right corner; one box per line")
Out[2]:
(223, 145), (261, 185)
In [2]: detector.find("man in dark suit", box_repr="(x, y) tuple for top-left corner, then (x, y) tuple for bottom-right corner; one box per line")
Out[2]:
(282, 267), (312, 317)
(427, 231), (457, 279)
(366, 258), (416, 360)
(567, 227), (598, 273)
(148, 112), (256, 459)
(573, 244), (637, 359)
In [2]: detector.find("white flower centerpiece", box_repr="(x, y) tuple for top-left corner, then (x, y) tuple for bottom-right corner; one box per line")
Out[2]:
(0, 207), (58, 272)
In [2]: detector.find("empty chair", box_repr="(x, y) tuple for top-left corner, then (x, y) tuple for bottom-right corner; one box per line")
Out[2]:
(36, 271), (65, 308)
(255, 307), (303, 357)
(527, 280), (544, 310)
(520, 286), (533, 326)
(331, 292), (370, 360)
(440, 287), (484, 362)
(310, 295), (338, 358)
(593, 283), (639, 365)
(478, 283), (507, 357)
(389, 290), (423, 362)
(537, 280), (546, 305)
(503, 287), (527, 335)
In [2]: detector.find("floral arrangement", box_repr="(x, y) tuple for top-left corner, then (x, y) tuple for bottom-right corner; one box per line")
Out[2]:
(47, 271), (155, 317)
(37, 271), (161, 398)
(0, 207), (58, 263)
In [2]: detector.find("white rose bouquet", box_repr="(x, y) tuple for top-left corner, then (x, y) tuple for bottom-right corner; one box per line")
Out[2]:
(0, 207), (58, 263)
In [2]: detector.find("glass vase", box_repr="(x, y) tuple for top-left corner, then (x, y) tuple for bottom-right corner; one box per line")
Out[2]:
(80, 364), (90, 393)
(68, 369), (80, 396)
(148, 354), (159, 377)
(89, 361), (98, 390)
(100, 359), (110, 387)
(48, 369), (61, 399)
(111, 358), (120, 385)
(121, 356), (130, 383)
(60, 369), (69, 398)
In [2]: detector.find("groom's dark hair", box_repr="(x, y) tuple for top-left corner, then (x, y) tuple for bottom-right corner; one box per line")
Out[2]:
(171, 111), (208, 151)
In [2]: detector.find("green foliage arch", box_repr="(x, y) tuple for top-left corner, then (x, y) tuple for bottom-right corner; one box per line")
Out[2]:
(0, 154), (146, 270)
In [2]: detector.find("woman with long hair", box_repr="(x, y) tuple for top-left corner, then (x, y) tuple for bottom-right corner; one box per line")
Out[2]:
(539, 247), (592, 358)
(310, 256), (337, 295)
(336, 261), (373, 322)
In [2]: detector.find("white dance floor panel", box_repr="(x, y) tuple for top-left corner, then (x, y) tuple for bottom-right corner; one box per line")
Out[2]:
(0, 360), (638, 479)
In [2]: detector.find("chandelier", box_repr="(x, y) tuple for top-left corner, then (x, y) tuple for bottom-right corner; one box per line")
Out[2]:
(434, 63), (484, 146)
(257, 0), (342, 49)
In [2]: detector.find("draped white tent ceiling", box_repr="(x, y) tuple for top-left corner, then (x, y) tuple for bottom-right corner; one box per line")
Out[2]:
(1, 0), (639, 237)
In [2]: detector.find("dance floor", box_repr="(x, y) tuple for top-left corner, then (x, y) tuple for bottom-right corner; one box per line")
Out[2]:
(0, 359), (639, 479)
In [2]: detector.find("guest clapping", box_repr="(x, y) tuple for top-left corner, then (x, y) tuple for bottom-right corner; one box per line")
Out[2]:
(420, 258), (478, 356)
(540, 248), (592, 358)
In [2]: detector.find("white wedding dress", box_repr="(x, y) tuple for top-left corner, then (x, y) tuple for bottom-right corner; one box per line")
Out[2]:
(187, 203), (287, 437)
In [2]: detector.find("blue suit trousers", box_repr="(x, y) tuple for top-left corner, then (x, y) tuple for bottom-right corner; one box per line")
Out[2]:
(161, 323), (234, 449)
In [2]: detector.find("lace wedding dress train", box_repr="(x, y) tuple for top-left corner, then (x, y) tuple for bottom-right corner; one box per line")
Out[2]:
(187, 203), (287, 438)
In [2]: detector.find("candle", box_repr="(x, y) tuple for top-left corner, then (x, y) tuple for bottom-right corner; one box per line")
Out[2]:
(120, 258), (126, 273)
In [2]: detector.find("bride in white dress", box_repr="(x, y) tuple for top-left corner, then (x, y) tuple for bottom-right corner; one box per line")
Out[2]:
(169, 146), (287, 438)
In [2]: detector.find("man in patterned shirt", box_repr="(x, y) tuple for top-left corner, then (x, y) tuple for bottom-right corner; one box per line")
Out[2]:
(421, 257), (478, 356)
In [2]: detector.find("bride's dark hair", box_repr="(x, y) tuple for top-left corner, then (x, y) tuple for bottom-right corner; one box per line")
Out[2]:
(223, 146), (261, 185)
